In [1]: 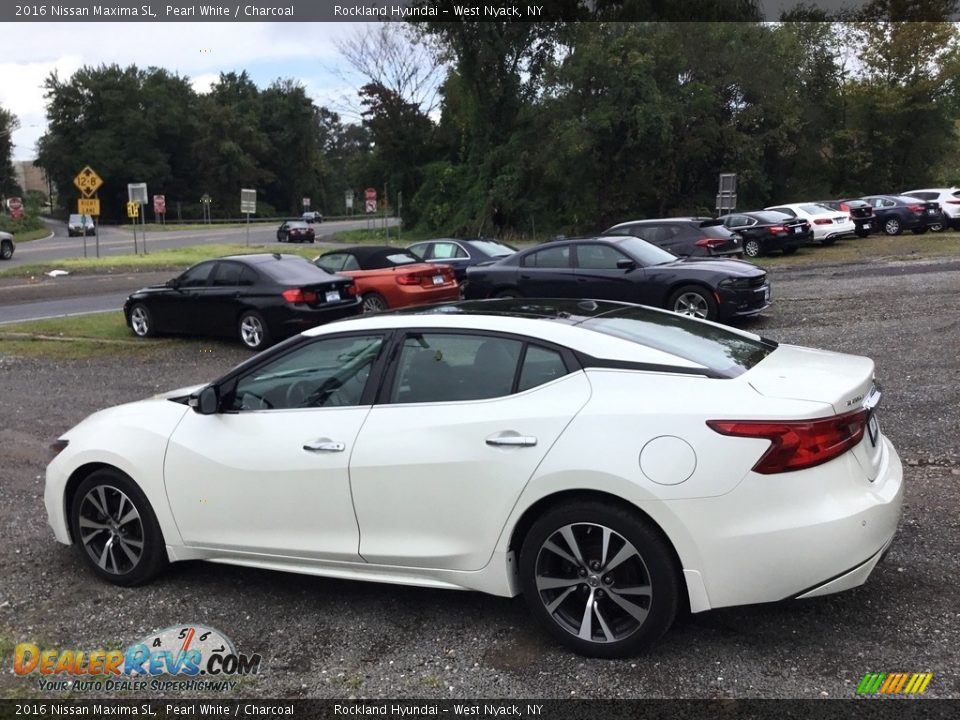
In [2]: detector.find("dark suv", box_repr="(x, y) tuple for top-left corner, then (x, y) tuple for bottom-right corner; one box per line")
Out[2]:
(602, 217), (743, 258)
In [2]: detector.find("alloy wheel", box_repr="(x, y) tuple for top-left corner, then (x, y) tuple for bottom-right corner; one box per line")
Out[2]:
(884, 218), (901, 235)
(130, 306), (150, 336)
(744, 239), (761, 258)
(673, 292), (709, 319)
(362, 294), (387, 313)
(240, 315), (264, 348)
(78, 485), (145, 575)
(534, 522), (653, 644)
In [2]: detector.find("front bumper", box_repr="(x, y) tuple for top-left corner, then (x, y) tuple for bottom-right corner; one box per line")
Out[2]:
(668, 435), (903, 610)
(717, 283), (770, 318)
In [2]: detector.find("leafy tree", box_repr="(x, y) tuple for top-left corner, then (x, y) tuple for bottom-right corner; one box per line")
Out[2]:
(0, 104), (20, 196)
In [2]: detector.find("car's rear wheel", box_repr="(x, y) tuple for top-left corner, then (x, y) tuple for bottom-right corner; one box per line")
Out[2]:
(128, 303), (155, 338)
(519, 501), (680, 658)
(668, 285), (717, 321)
(743, 239), (762, 258)
(362, 292), (388, 313)
(883, 217), (902, 236)
(239, 310), (270, 351)
(928, 220), (944, 232)
(69, 469), (167, 586)
(0, 241), (13, 260)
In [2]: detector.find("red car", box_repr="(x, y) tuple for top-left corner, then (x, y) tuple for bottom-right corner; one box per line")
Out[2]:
(314, 245), (459, 313)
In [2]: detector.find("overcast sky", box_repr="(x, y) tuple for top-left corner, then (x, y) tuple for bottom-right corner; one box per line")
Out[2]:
(0, 22), (371, 160)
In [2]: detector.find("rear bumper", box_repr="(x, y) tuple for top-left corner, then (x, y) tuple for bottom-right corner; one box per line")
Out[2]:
(396, 284), (461, 308)
(274, 298), (362, 335)
(666, 435), (903, 611)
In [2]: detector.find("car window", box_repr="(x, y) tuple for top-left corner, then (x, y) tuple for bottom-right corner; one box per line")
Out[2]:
(317, 253), (359, 272)
(178, 262), (214, 288)
(632, 224), (661, 242)
(430, 242), (468, 259)
(211, 262), (244, 287)
(231, 335), (384, 411)
(604, 225), (633, 237)
(882, 199), (896, 208)
(575, 243), (632, 270)
(390, 334), (524, 403)
(614, 237), (677, 265)
(521, 245), (571, 268)
(238, 266), (257, 286)
(517, 346), (568, 392)
(408, 243), (432, 259)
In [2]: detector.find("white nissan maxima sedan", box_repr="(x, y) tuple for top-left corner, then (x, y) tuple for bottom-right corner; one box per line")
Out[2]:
(44, 299), (903, 657)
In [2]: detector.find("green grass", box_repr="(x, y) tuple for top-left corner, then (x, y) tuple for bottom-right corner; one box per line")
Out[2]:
(9, 227), (51, 242)
(1, 311), (133, 340)
(0, 243), (321, 279)
(753, 230), (960, 268)
(328, 226), (429, 244)
(116, 222), (246, 232)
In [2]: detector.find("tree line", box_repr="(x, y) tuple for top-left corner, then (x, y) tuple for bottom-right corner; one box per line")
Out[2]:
(9, 11), (960, 235)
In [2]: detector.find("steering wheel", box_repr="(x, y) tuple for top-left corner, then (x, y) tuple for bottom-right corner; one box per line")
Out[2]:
(239, 392), (273, 411)
(285, 380), (315, 408)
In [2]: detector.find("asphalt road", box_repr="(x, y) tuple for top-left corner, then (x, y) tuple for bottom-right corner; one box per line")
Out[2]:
(0, 254), (957, 700)
(4, 216), (400, 270)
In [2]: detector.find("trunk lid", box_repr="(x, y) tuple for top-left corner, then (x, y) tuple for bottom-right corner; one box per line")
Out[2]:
(747, 345), (884, 479)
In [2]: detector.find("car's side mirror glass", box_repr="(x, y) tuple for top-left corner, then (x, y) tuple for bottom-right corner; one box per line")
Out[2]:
(616, 258), (637, 270)
(189, 386), (219, 415)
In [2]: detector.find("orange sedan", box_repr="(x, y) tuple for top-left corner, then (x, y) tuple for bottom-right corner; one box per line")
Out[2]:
(314, 245), (459, 313)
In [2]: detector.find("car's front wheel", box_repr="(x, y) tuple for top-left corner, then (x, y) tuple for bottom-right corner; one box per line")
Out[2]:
(238, 310), (270, 351)
(128, 303), (155, 337)
(668, 285), (717, 321)
(0, 241), (13, 260)
(519, 501), (681, 658)
(69, 469), (167, 586)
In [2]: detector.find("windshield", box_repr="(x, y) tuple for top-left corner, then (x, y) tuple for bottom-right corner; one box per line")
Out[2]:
(580, 306), (776, 378)
(614, 237), (677, 265)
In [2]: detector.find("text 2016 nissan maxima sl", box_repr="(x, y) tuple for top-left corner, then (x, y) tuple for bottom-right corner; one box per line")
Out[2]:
(45, 299), (902, 657)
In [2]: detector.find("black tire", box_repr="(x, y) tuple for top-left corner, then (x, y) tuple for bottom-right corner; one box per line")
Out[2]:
(668, 285), (717, 321)
(782, 246), (798, 256)
(883, 216), (902, 236)
(494, 288), (523, 299)
(742, 238), (762, 258)
(855, 228), (870, 238)
(128, 303), (156, 338)
(519, 501), (681, 658)
(69, 468), (167, 587)
(0, 241), (13, 260)
(927, 221), (944, 233)
(238, 310), (270, 351)
(277, 232), (285, 242)
(820, 238), (837, 246)
(361, 292), (388, 313)
(911, 227), (928, 235)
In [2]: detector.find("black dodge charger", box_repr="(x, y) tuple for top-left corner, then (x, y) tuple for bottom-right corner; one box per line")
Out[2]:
(123, 253), (362, 351)
(463, 236), (769, 322)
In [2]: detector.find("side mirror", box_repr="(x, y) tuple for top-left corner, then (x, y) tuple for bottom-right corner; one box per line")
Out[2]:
(166, 278), (180, 289)
(616, 258), (637, 271)
(189, 386), (219, 415)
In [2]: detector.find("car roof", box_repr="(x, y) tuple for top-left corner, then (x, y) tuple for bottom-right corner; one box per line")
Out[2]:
(219, 253), (309, 265)
(302, 298), (764, 371)
(321, 245), (411, 258)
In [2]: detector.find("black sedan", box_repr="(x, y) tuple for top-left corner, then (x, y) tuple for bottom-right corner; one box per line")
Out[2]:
(860, 195), (943, 236)
(718, 211), (812, 257)
(406, 238), (517, 283)
(602, 217), (743, 258)
(814, 199), (875, 237)
(123, 254), (361, 351)
(464, 236), (769, 322)
(276, 220), (315, 243)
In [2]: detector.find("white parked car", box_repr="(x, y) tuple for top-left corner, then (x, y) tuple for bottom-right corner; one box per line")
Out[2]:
(901, 187), (960, 231)
(764, 203), (857, 244)
(44, 299), (902, 657)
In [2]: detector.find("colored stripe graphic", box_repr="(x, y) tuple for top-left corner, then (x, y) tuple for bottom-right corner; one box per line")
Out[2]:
(856, 672), (932, 694)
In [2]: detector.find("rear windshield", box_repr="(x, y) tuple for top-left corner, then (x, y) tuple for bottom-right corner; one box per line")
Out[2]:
(286, 221), (310, 229)
(579, 306), (776, 378)
(894, 195), (924, 204)
(701, 224), (735, 238)
(752, 211), (792, 223)
(257, 256), (337, 284)
(614, 237), (677, 265)
(800, 204), (831, 215)
(470, 240), (516, 257)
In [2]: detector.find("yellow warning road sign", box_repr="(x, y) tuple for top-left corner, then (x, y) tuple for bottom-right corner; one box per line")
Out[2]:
(73, 166), (103, 198)
(77, 198), (100, 216)
(127, 201), (140, 219)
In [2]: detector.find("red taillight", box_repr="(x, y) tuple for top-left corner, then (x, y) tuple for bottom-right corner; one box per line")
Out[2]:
(907, 204), (924, 213)
(767, 225), (786, 234)
(813, 218), (832, 225)
(695, 238), (726, 248)
(707, 409), (868, 474)
(282, 288), (317, 303)
(396, 274), (421, 286)
(839, 203), (849, 212)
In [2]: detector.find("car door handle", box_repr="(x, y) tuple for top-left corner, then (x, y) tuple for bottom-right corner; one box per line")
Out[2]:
(302, 438), (345, 453)
(486, 433), (538, 448)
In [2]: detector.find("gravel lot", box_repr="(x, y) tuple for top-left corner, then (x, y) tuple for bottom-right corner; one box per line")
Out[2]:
(1, 254), (958, 700)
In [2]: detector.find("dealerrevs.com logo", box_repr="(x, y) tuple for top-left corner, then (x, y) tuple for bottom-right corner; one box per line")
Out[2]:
(856, 672), (933, 695)
(14, 624), (261, 693)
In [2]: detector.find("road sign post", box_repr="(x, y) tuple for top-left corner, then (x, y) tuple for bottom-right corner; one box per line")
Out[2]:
(716, 173), (738, 214)
(153, 195), (166, 226)
(127, 201), (140, 253)
(128, 184), (148, 254)
(345, 190), (353, 216)
(240, 189), (257, 246)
